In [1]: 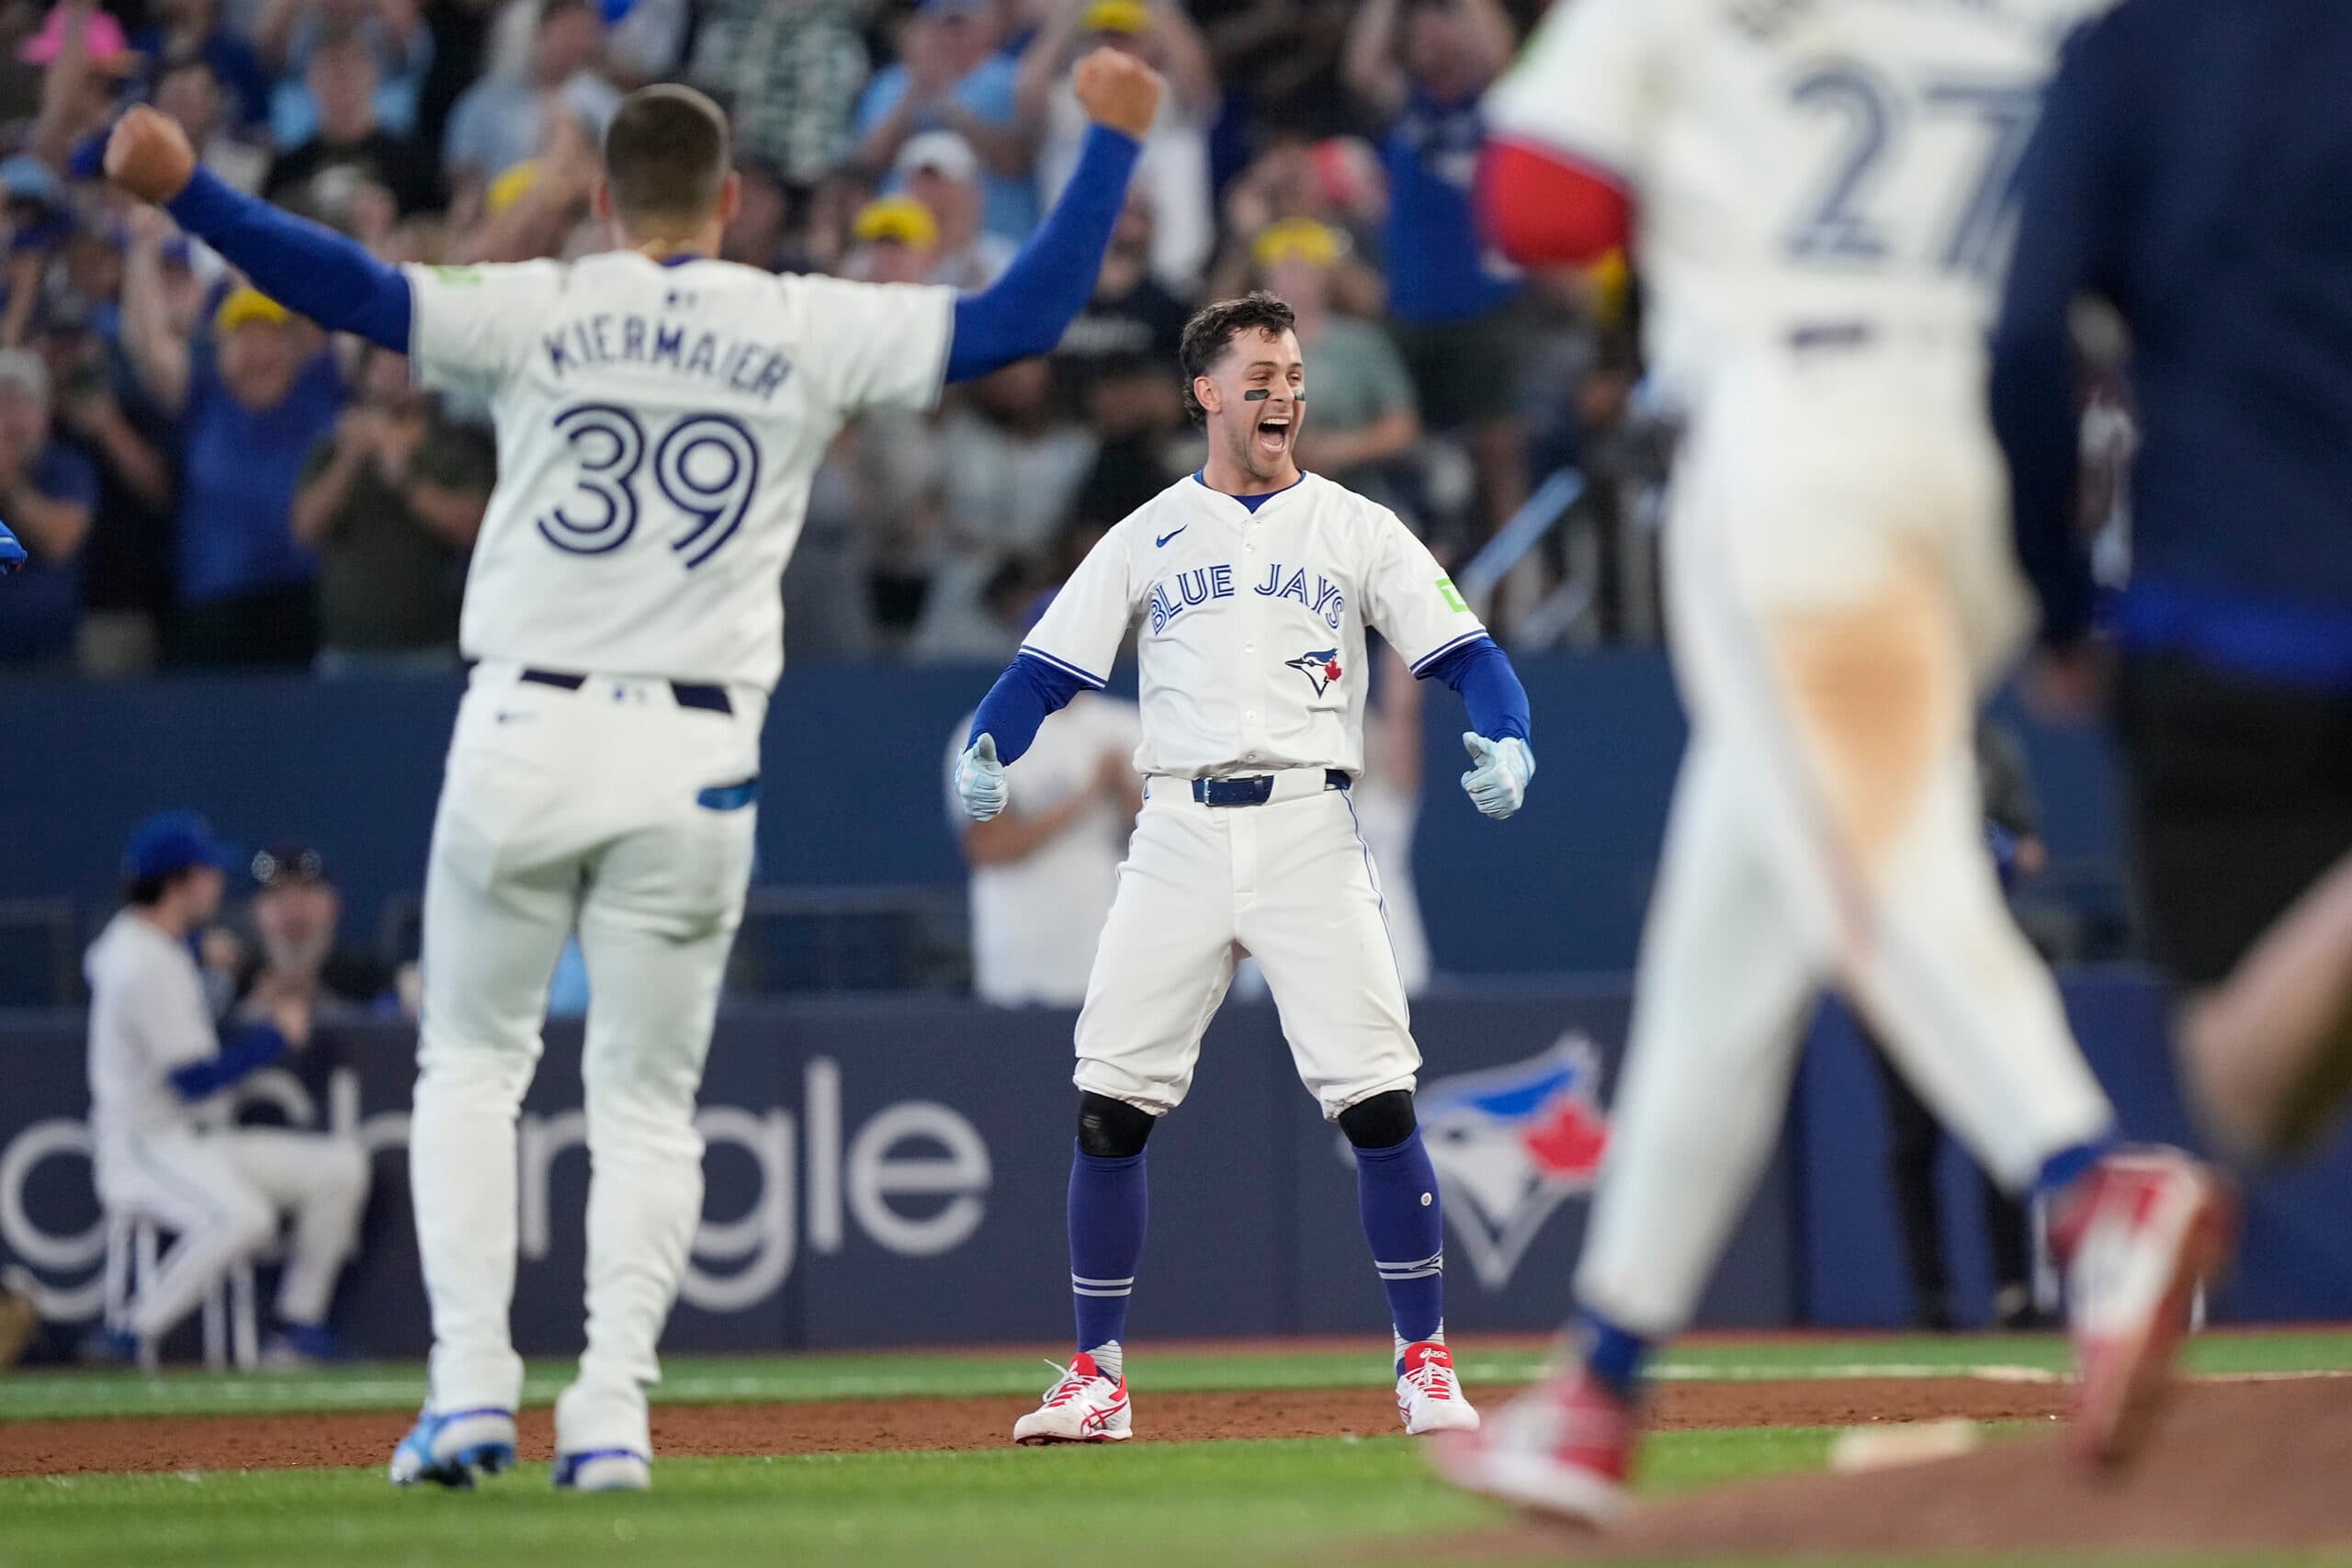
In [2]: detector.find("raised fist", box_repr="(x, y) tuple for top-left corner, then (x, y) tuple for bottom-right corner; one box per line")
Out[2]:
(104, 106), (198, 205)
(1072, 45), (1163, 141)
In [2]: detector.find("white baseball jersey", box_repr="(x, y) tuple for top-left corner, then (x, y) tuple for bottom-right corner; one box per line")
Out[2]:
(1021, 473), (1486, 780)
(1485, 0), (2102, 403)
(946, 695), (1143, 1008)
(85, 910), (219, 1153)
(404, 254), (956, 691)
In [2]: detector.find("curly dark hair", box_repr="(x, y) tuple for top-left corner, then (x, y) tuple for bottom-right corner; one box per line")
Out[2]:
(1178, 291), (1297, 424)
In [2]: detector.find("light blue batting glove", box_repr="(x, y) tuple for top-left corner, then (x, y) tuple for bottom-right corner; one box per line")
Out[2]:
(0, 521), (24, 576)
(955, 733), (1009, 821)
(1461, 732), (1535, 820)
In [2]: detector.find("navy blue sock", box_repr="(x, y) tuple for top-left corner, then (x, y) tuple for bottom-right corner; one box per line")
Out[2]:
(1354, 1128), (1446, 1361)
(1577, 1308), (1650, 1399)
(2033, 1135), (2114, 1204)
(1068, 1144), (1148, 1373)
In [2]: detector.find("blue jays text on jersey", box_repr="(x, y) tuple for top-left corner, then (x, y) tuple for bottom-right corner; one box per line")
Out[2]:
(541, 310), (794, 402)
(1146, 559), (1350, 637)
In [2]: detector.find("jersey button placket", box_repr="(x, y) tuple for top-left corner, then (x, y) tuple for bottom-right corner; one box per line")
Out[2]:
(1240, 551), (1270, 764)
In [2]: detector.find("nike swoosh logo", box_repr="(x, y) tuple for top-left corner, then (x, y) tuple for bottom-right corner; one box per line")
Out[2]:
(494, 710), (533, 724)
(1156, 526), (1187, 548)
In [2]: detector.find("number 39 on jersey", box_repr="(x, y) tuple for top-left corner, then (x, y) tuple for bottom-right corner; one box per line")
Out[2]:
(536, 403), (763, 570)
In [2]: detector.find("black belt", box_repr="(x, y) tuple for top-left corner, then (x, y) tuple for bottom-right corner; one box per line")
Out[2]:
(519, 667), (733, 716)
(1191, 771), (1351, 807)
(1787, 321), (1873, 353)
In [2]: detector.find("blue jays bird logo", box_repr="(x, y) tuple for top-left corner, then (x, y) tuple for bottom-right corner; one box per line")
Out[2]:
(1285, 649), (1344, 695)
(1416, 1036), (1611, 1289)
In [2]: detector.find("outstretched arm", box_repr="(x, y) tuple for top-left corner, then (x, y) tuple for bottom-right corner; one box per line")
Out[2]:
(945, 50), (1160, 383)
(107, 107), (415, 353)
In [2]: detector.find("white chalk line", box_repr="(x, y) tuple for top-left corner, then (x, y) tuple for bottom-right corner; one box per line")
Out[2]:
(8, 1363), (2351, 1421)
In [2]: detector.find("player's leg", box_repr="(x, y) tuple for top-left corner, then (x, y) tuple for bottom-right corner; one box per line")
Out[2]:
(219, 1128), (370, 1334)
(1432, 728), (1826, 1522)
(1238, 790), (1469, 1432)
(1016, 793), (1238, 1444)
(1692, 401), (2221, 1462)
(554, 787), (754, 1488)
(409, 737), (582, 1462)
(1569, 728), (1822, 1346)
(110, 1134), (277, 1343)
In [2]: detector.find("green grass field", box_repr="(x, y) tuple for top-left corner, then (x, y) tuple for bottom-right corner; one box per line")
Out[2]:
(6, 1332), (2351, 1568)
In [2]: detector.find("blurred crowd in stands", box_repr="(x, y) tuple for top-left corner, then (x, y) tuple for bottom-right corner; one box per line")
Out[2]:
(0, 0), (1663, 676)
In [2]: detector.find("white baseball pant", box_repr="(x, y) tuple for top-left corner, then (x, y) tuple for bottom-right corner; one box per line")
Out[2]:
(1574, 346), (2116, 1337)
(413, 661), (760, 1457)
(98, 1126), (370, 1337)
(1076, 772), (1420, 1120)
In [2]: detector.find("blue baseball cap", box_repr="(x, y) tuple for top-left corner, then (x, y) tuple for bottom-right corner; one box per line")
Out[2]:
(122, 810), (241, 882)
(0, 155), (61, 210)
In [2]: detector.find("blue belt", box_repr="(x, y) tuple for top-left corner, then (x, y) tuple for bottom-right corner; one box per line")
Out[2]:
(1191, 771), (1351, 807)
(520, 667), (733, 716)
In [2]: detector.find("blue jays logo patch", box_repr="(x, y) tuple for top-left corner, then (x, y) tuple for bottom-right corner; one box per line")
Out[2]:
(1285, 649), (1343, 695)
(1370, 1036), (1611, 1289)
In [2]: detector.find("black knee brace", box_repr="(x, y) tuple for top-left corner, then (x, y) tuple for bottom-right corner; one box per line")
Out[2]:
(1076, 1092), (1156, 1159)
(1337, 1089), (1417, 1150)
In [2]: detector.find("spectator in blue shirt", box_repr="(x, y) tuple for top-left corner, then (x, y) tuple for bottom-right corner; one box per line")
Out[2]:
(1345, 0), (1526, 537)
(854, 0), (1037, 246)
(0, 348), (98, 668)
(119, 212), (344, 667)
(1991, 0), (2352, 1161)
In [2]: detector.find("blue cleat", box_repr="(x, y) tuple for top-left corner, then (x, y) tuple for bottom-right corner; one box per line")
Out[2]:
(389, 1406), (517, 1489)
(76, 1326), (141, 1366)
(553, 1449), (651, 1492)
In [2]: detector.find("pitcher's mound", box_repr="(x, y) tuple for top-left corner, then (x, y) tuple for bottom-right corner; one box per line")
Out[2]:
(1487, 1378), (2352, 1560)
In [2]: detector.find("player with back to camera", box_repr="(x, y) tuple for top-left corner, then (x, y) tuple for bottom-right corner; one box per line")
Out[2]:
(106, 51), (1164, 1492)
(1439, 0), (2232, 1527)
(954, 290), (1537, 1443)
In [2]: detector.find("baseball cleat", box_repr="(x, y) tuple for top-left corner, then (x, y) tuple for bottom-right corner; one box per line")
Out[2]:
(554, 1449), (652, 1492)
(1428, 1366), (1635, 1529)
(1396, 1340), (1480, 1435)
(1012, 1353), (1131, 1444)
(389, 1405), (517, 1489)
(2052, 1147), (2234, 1465)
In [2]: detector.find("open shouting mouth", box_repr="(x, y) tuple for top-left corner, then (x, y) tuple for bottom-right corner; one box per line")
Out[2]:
(1253, 404), (1295, 458)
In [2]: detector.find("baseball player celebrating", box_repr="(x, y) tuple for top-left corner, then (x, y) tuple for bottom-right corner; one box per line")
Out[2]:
(107, 54), (1162, 1491)
(1434, 0), (2230, 1524)
(954, 291), (1536, 1444)
(83, 811), (369, 1366)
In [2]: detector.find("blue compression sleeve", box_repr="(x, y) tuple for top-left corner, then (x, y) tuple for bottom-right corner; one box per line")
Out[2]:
(168, 1022), (290, 1102)
(163, 168), (413, 352)
(1420, 636), (1532, 742)
(968, 651), (1090, 764)
(946, 126), (1141, 383)
(1988, 27), (2122, 649)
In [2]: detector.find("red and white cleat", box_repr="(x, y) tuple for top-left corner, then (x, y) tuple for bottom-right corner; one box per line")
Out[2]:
(1012, 1353), (1133, 1445)
(2052, 1147), (2234, 1465)
(1427, 1366), (1635, 1528)
(1396, 1340), (1481, 1435)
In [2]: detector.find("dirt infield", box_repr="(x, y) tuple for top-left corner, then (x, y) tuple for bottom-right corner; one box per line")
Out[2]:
(1464, 1379), (2352, 1560)
(0, 1376), (2066, 1479)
